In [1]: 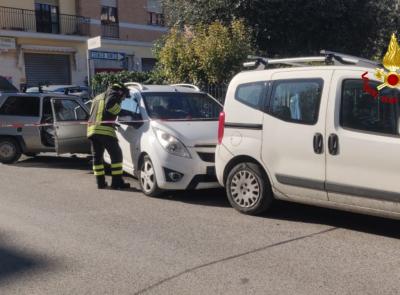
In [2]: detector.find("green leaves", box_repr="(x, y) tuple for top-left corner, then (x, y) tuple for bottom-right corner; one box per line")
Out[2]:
(162, 0), (400, 59)
(91, 71), (153, 95)
(154, 20), (253, 85)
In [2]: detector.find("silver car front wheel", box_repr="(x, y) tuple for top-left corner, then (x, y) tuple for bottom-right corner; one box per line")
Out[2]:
(139, 155), (162, 197)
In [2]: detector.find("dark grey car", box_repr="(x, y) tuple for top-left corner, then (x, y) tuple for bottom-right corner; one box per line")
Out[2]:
(0, 93), (91, 163)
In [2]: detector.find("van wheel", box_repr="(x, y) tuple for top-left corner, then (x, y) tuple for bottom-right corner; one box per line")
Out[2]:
(0, 138), (22, 164)
(139, 155), (162, 197)
(226, 162), (273, 215)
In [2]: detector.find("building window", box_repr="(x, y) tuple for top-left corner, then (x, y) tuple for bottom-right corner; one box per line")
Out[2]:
(148, 12), (164, 26)
(101, 6), (118, 25)
(141, 58), (157, 72)
(101, 6), (119, 38)
(35, 3), (60, 34)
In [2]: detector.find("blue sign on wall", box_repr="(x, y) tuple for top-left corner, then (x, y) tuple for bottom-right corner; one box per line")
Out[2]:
(90, 51), (126, 61)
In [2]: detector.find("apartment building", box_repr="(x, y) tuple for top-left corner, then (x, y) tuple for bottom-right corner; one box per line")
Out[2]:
(0, 0), (166, 88)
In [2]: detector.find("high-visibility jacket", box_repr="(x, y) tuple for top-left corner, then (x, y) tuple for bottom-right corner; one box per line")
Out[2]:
(87, 86), (123, 138)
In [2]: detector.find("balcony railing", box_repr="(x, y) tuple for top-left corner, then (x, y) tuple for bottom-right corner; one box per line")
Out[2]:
(0, 6), (90, 36)
(101, 23), (119, 39)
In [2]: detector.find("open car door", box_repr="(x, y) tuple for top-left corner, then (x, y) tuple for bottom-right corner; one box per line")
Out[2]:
(51, 98), (91, 154)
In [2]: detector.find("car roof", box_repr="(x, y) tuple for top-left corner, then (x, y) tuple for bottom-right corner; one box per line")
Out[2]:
(0, 92), (83, 100)
(27, 85), (86, 91)
(127, 84), (204, 94)
(233, 65), (372, 81)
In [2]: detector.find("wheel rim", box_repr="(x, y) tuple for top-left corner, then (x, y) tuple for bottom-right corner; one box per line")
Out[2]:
(140, 159), (155, 193)
(230, 170), (260, 208)
(0, 142), (16, 160)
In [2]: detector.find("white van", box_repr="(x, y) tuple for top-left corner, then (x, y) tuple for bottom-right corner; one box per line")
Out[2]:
(215, 51), (400, 219)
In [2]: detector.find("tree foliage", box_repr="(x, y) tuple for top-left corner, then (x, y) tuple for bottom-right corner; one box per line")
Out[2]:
(162, 0), (399, 59)
(91, 71), (152, 95)
(154, 20), (252, 85)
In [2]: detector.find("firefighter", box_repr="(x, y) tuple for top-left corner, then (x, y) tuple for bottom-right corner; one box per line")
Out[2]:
(87, 83), (130, 189)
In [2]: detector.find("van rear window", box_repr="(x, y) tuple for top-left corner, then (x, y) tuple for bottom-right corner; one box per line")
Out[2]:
(235, 82), (267, 109)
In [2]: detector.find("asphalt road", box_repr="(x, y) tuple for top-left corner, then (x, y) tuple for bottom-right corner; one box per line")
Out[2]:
(0, 155), (400, 295)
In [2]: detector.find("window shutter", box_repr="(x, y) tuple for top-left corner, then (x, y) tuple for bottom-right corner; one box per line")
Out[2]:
(101, 0), (117, 7)
(147, 0), (162, 13)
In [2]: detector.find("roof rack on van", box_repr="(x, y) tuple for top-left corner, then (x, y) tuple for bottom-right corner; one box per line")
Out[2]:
(124, 82), (145, 90)
(244, 50), (381, 70)
(170, 84), (200, 91)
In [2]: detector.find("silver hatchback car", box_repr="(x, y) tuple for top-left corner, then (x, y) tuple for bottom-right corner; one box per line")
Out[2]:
(0, 93), (91, 163)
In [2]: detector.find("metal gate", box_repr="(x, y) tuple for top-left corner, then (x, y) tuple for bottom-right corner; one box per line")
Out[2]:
(24, 53), (71, 87)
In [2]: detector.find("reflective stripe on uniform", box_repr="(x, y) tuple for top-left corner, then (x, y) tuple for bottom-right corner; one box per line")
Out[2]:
(111, 163), (123, 169)
(111, 162), (123, 175)
(88, 129), (115, 137)
(94, 170), (105, 176)
(93, 164), (105, 170)
(111, 170), (123, 175)
(96, 98), (105, 123)
(108, 104), (121, 115)
(87, 125), (116, 137)
(87, 93), (117, 138)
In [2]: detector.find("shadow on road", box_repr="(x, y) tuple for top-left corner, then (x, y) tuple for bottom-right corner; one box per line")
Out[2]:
(8, 156), (400, 239)
(12, 155), (91, 171)
(0, 241), (54, 284)
(162, 188), (231, 208)
(263, 200), (400, 239)
(157, 189), (400, 238)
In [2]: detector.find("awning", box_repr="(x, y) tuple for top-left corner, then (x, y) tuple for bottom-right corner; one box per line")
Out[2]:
(20, 45), (77, 53)
(18, 45), (77, 70)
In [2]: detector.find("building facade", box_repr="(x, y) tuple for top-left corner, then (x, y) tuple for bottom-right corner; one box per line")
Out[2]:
(0, 0), (166, 88)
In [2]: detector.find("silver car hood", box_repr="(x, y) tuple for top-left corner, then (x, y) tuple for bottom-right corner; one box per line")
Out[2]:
(151, 120), (218, 147)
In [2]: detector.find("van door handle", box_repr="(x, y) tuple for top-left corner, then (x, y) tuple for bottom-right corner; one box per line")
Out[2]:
(313, 133), (323, 154)
(328, 133), (339, 155)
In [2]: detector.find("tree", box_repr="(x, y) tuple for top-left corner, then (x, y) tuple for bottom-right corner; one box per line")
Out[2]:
(91, 71), (152, 95)
(162, 0), (399, 59)
(154, 20), (252, 85)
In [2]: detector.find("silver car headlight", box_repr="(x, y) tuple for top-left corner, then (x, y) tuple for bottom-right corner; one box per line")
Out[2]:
(153, 127), (191, 158)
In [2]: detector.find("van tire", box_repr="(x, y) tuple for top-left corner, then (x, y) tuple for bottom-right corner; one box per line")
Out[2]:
(0, 137), (22, 164)
(139, 155), (162, 197)
(226, 162), (273, 215)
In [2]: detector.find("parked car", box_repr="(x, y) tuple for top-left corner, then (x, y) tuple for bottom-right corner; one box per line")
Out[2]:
(0, 93), (91, 163)
(105, 83), (223, 196)
(26, 85), (90, 102)
(0, 76), (19, 94)
(216, 51), (400, 220)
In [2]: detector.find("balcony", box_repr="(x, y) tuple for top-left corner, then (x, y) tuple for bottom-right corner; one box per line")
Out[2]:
(0, 6), (90, 36)
(101, 23), (119, 39)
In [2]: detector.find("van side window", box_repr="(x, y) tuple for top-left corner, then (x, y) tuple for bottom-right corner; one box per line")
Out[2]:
(269, 79), (322, 125)
(341, 80), (399, 135)
(0, 96), (40, 116)
(235, 82), (267, 109)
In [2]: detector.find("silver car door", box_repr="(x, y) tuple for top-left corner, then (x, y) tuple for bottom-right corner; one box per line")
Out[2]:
(51, 98), (91, 154)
